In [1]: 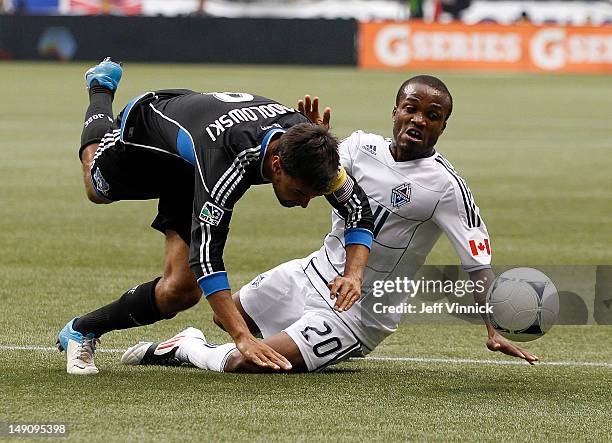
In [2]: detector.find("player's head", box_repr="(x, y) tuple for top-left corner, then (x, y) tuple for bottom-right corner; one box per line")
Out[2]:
(392, 75), (453, 159)
(271, 123), (340, 208)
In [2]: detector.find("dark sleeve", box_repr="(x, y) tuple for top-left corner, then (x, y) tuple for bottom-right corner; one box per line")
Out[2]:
(188, 147), (260, 297)
(188, 170), (234, 297)
(325, 168), (374, 249)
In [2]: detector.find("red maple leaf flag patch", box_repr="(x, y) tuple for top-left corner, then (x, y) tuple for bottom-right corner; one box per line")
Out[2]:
(469, 239), (491, 256)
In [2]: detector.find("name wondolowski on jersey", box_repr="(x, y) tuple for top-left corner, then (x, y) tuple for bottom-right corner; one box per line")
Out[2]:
(203, 101), (298, 142)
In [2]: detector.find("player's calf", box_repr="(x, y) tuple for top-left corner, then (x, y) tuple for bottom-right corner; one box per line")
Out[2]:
(78, 57), (122, 194)
(123, 329), (307, 373)
(223, 332), (307, 373)
(122, 327), (237, 372)
(121, 327), (205, 367)
(222, 351), (293, 373)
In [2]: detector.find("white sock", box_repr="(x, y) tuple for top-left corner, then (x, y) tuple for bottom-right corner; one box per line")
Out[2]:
(176, 338), (237, 372)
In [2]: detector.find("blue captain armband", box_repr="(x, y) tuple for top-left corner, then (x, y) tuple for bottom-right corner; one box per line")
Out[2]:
(198, 272), (231, 298)
(345, 228), (373, 250)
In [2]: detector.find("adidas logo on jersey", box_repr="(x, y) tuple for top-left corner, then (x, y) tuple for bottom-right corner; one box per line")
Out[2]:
(361, 144), (377, 155)
(391, 183), (411, 207)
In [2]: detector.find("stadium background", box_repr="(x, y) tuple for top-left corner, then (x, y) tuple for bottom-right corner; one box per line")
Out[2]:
(1, 1), (611, 441)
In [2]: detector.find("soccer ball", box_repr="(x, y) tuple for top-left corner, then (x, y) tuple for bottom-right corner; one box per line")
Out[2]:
(486, 267), (559, 342)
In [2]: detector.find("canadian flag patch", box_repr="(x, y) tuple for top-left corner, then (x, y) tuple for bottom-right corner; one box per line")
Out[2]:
(469, 239), (491, 256)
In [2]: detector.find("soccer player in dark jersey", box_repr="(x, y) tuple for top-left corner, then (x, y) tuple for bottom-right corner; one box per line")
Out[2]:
(121, 75), (538, 374)
(57, 58), (374, 375)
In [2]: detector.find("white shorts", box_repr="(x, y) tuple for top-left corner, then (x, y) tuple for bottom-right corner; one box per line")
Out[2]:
(239, 258), (365, 372)
(239, 259), (308, 339)
(284, 309), (362, 372)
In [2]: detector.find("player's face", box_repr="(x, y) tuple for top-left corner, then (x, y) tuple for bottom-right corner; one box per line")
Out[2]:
(271, 161), (321, 208)
(391, 83), (449, 160)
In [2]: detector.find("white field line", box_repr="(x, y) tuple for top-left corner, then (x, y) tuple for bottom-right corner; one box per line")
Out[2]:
(365, 355), (612, 368)
(0, 344), (125, 353)
(1, 344), (611, 368)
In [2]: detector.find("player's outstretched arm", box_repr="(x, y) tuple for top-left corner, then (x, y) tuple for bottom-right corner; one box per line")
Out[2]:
(207, 290), (292, 371)
(298, 95), (331, 129)
(469, 269), (539, 365)
(328, 244), (369, 312)
(324, 170), (374, 311)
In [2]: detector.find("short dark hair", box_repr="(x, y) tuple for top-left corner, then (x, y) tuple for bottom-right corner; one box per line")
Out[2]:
(395, 75), (453, 120)
(276, 123), (340, 194)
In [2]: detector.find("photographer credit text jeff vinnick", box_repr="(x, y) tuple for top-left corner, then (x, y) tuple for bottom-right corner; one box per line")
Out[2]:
(370, 277), (493, 315)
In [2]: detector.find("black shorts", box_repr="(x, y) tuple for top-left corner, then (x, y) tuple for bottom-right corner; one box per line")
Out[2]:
(90, 128), (195, 245)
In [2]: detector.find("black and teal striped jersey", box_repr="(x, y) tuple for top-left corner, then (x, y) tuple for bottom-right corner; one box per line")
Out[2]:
(117, 90), (373, 297)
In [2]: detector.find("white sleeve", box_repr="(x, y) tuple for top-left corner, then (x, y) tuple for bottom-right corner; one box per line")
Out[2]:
(338, 131), (362, 174)
(432, 182), (492, 271)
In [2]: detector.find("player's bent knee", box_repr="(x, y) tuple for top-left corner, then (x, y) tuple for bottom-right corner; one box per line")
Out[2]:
(169, 288), (201, 309)
(157, 278), (202, 311)
(82, 169), (111, 204)
(80, 143), (112, 205)
(85, 186), (109, 204)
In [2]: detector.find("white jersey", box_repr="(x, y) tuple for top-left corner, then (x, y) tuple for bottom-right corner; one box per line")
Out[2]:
(301, 131), (492, 350)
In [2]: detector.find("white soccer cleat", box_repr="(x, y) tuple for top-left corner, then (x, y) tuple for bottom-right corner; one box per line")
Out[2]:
(66, 338), (100, 375)
(121, 327), (206, 366)
(57, 317), (100, 375)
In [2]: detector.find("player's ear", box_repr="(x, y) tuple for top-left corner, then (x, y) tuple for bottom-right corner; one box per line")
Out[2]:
(392, 106), (397, 119)
(271, 155), (283, 177)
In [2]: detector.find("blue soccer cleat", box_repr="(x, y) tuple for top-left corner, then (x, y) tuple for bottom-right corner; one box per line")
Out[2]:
(57, 317), (100, 375)
(85, 57), (123, 92)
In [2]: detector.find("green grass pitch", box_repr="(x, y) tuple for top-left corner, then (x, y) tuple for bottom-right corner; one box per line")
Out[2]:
(0, 62), (611, 441)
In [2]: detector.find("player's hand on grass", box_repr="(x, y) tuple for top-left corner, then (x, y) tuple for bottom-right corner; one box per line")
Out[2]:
(328, 275), (362, 312)
(298, 95), (331, 129)
(486, 332), (539, 365)
(235, 333), (292, 371)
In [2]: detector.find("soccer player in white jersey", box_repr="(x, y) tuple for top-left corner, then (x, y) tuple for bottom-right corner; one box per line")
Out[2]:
(122, 75), (538, 373)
